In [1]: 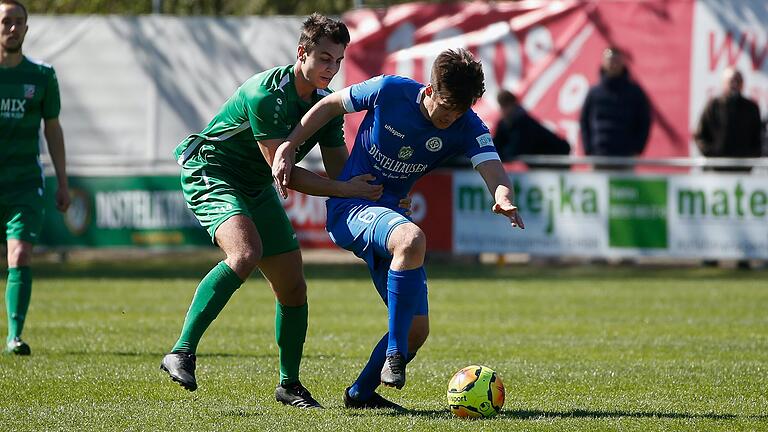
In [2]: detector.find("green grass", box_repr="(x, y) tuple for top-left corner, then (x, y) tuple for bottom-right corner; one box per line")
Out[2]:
(1, 257), (767, 431)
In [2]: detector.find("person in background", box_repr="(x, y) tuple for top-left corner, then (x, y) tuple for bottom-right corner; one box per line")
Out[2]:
(580, 47), (651, 169)
(0, 0), (70, 355)
(694, 67), (762, 172)
(493, 89), (570, 169)
(694, 67), (763, 270)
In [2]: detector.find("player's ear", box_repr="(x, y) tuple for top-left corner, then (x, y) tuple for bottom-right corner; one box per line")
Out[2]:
(297, 45), (307, 62)
(425, 84), (433, 97)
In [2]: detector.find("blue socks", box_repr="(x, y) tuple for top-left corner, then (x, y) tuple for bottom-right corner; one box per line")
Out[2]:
(348, 266), (426, 401)
(348, 333), (417, 400)
(386, 267), (424, 357)
(348, 334), (388, 400)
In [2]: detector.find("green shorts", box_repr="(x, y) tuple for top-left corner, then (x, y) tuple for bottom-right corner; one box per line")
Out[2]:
(0, 187), (45, 244)
(181, 157), (299, 257)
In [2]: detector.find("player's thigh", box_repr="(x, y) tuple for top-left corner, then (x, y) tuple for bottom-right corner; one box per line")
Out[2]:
(329, 205), (409, 259)
(3, 189), (44, 246)
(181, 164), (254, 245)
(248, 186), (299, 258)
(258, 249), (307, 306)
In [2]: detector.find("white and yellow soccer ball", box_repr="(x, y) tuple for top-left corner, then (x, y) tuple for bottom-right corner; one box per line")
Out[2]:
(447, 365), (505, 418)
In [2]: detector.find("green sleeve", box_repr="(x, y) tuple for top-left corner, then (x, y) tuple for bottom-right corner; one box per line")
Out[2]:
(317, 114), (346, 148)
(42, 67), (61, 119)
(245, 88), (291, 141)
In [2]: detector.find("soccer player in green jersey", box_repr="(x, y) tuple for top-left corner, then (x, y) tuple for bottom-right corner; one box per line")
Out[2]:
(160, 14), (382, 408)
(1, 0), (70, 356)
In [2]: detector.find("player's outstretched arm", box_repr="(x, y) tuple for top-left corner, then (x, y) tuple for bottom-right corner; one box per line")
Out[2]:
(272, 92), (348, 197)
(43, 117), (70, 212)
(476, 159), (524, 229)
(259, 138), (382, 200)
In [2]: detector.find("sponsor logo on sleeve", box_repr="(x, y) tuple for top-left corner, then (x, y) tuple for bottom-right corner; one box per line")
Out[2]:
(476, 133), (494, 148)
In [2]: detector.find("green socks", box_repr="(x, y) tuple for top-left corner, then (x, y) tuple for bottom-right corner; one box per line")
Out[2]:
(170, 261), (308, 385)
(172, 261), (243, 353)
(5, 266), (32, 343)
(275, 301), (308, 385)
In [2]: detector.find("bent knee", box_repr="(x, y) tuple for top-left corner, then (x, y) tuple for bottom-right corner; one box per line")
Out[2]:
(7, 244), (33, 267)
(275, 279), (308, 306)
(390, 224), (426, 260)
(228, 244), (262, 274)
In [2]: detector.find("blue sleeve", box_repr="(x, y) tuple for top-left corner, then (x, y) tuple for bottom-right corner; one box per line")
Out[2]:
(339, 75), (389, 113)
(461, 112), (501, 168)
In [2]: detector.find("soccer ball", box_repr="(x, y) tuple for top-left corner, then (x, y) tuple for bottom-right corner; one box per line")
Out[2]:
(447, 365), (505, 418)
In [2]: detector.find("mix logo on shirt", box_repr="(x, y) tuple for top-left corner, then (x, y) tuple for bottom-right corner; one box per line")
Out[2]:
(0, 98), (26, 119)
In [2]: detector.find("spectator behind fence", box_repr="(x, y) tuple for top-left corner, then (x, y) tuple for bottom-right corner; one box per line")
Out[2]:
(580, 47), (651, 169)
(493, 90), (570, 169)
(694, 67), (762, 172)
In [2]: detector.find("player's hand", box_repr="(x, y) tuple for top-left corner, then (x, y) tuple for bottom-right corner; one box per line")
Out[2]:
(492, 202), (525, 229)
(343, 174), (383, 201)
(398, 196), (412, 216)
(272, 143), (295, 199)
(56, 186), (71, 213)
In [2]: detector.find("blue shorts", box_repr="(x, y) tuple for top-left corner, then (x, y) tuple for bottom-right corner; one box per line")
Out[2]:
(326, 199), (429, 315)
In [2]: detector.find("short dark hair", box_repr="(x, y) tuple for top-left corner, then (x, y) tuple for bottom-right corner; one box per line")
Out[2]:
(299, 13), (350, 53)
(0, 0), (27, 21)
(430, 48), (485, 112)
(603, 46), (623, 59)
(497, 90), (518, 108)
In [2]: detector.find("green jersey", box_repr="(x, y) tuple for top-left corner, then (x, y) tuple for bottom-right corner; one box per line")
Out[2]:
(0, 56), (60, 191)
(173, 64), (345, 195)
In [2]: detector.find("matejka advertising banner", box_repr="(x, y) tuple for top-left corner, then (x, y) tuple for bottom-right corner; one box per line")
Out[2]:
(453, 172), (768, 259)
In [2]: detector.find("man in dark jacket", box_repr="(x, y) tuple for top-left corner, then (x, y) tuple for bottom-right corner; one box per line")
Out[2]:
(694, 67), (762, 172)
(494, 90), (570, 169)
(580, 47), (651, 164)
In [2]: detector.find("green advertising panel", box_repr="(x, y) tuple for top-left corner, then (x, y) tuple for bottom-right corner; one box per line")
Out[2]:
(40, 176), (212, 248)
(608, 178), (668, 249)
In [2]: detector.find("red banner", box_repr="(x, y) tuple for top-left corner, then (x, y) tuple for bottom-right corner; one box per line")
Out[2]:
(343, 0), (694, 159)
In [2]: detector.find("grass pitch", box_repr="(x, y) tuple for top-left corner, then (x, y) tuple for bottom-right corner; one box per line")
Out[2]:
(1, 255), (766, 431)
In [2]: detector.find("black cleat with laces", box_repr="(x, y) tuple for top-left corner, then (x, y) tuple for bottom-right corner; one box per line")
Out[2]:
(160, 353), (198, 391)
(344, 387), (405, 411)
(275, 382), (323, 409)
(380, 353), (406, 389)
(4, 337), (31, 356)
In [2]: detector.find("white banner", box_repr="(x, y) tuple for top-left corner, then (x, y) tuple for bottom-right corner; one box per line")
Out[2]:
(25, 16), (308, 167)
(452, 171), (768, 259)
(453, 171), (608, 256)
(669, 175), (768, 259)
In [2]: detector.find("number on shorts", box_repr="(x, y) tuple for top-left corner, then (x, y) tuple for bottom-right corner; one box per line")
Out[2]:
(357, 210), (377, 224)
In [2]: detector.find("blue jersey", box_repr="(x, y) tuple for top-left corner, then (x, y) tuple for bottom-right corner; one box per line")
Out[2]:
(329, 75), (500, 210)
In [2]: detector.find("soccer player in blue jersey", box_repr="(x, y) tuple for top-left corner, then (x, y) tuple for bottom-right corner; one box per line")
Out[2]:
(272, 48), (524, 409)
